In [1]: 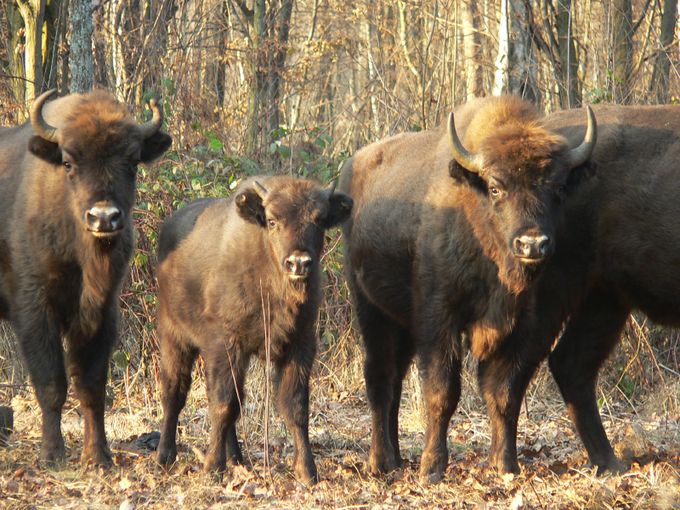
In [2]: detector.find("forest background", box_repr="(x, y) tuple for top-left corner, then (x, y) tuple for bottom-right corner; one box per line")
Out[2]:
(0, 1), (678, 508)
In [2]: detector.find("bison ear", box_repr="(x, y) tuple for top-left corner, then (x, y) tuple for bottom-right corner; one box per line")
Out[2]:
(565, 160), (596, 194)
(449, 160), (487, 194)
(323, 192), (353, 228)
(28, 135), (61, 165)
(140, 132), (172, 163)
(235, 188), (266, 227)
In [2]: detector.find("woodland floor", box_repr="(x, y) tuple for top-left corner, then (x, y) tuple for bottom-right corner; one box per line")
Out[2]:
(0, 362), (678, 510)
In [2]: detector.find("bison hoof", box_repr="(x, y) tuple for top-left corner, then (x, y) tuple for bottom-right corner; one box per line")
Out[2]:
(203, 454), (227, 473)
(40, 440), (67, 465)
(418, 449), (447, 484)
(156, 446), (177, 466)
(368, 450), (400, 475)
(0, 406), (13, 446)
(81, 446), (113, 467)
(491, 455), (521, 474)
(595, 458), (628, 476)
(295, 462), (319, 486)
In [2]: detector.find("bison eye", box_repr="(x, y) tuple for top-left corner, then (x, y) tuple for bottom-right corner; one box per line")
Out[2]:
(63, 161), (73, 173)
(268, 219), (277, 229)
(489, 186), (502, 198)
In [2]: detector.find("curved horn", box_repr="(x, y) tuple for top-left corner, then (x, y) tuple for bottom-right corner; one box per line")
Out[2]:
(447, 112), (483, 174)
(566, 105), (597, 168)
(253, 180), (269, 200)
(139, 97), (163, 139)
(325, 180), (337, 198)
(30, 89), (59, 142)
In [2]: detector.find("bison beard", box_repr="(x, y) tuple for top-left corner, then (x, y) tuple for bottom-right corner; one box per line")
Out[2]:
(0, 89), (171, 466)
(340, 95), (596, 483)
(155, 176), (352, 485)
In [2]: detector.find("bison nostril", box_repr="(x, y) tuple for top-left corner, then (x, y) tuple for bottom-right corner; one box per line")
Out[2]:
(86, 205), (123, 233)
(285, 259), (296, 272)
(537, 236), (552, 255)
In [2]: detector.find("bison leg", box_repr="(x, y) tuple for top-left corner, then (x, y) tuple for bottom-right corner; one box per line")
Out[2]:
(416, 335), (462, 484)
(549, 289), (629, 474)
(478, 343), (545, 474)
(157, 334), (198, 466)
(355, 294), (411, 475)
(14, 300), (67, 464)
(204, 348), (246, 473)
(67, 316), (118, 467)
(275, 335), (318, 485)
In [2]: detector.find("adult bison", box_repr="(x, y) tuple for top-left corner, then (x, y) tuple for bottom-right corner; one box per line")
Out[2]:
(0, 89), (171, 465)
(339, 95), (597, 482)
(479, 103), (680, 475)
(155, 176), (352, 485)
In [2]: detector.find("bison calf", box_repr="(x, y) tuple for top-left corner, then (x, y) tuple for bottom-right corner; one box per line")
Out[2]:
(155, 176), (352, 484)
(0, 90), (171, 465)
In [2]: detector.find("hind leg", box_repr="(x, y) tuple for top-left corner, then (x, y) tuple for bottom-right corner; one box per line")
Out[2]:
(416, 329), (462, 484)
(14, 291), (67, 464)
(157, 328), (198, 466)
(549, 289), (629, 474)
(355, 290), (413, 475)
(388, 331), (415, 468)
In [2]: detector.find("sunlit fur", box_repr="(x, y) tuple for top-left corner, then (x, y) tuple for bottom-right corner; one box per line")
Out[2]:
(339, 95), (595, 482)
(0, 90), (171, 466)
(155, 176), (352, 484)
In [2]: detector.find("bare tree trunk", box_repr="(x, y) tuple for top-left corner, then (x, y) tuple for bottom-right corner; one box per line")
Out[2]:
(462, 0), (484, 99)
(508, 0), (538, 102)
(649, 0), (678, 103)
(611, 0), (633, 103)
(69, 0), (94, 93)
(556, 0), (581, 107)
(16, 0), (46, 104)
(493, 0), (510, 95)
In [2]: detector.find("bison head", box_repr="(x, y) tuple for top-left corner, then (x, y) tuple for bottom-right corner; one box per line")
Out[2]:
(448, 103), (596, 287)
(235, 178), (353, 283)
(27, 89), (172, 243)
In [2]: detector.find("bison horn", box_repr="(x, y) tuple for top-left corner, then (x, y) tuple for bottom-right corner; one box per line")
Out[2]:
(253, 180), (269, 200)
(447, 112), (483, 174)
(30, 89), (59, 143)
(566, 105), (597, 169)
(139, 97), (163, 139)
(325, 180), (337, 198)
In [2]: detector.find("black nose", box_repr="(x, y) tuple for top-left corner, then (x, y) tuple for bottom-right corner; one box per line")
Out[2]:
(284, 252), (313, 278)
(512, 233), (552, 262)
(85, 204), (123, 234)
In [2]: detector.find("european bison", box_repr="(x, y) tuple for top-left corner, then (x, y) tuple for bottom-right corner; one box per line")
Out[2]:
(339, 96), (597, 482)
(155, 176), (352, 484)
(0, 90), (171, 465)
(479, 103), (680, 475)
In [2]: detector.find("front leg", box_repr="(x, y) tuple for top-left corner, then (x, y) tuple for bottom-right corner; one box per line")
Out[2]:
(275, 334), (318, 485)
(14, 285), (68, 464)
(67, 304), (119, 467)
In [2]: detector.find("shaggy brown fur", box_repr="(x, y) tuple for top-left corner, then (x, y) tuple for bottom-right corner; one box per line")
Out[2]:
(155, 176), (352, 485)
(479, 103), (680, 476)
(339, 95), (596, 483)
(0, 90), (171, 466)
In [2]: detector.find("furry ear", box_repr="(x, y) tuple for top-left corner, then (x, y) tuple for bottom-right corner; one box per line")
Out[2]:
(323, 192), (353, 228)
(235, 188), (266, 227)
(28, 136), (62, 165)
(565, 160), (596, 194)
(140, 132), (172, 163)
(449, 160), (487, 194)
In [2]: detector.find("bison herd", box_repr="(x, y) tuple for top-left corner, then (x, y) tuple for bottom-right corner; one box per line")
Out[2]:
(0, 89), (676, 486)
